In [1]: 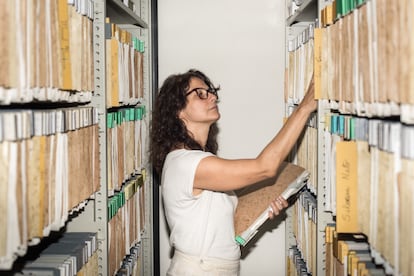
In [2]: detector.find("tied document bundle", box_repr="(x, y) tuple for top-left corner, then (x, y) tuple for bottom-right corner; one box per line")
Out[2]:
(234, 162), (309, 246)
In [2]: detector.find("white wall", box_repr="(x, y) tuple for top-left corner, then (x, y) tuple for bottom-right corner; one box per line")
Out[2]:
(157, 0), (286, 275)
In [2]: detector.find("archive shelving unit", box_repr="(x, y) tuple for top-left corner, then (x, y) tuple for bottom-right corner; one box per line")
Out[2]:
(285, 0), (414, 275)
(68, 0), (155, 275)
(284, 1), (323, 275)
(0, 0), (155, 275)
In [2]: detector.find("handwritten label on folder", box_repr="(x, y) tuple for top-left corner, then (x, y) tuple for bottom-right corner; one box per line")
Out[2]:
(336, 141), (358, 233)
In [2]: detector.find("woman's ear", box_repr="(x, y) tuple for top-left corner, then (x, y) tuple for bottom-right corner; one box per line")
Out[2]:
(178, 110), (189, 126)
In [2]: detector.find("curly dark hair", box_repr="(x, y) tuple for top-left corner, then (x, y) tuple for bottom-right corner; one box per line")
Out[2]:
(150, 69), (220, 174)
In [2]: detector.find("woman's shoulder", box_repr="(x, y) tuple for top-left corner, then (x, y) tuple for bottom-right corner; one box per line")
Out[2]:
(164, 149), (215, 171)
(163, 149), (215, 178)
(166, 148), (214, 161)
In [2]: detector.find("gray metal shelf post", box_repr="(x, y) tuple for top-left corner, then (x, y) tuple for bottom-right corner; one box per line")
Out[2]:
(92, 0), (109, 275)
(139, 0), (154, 274)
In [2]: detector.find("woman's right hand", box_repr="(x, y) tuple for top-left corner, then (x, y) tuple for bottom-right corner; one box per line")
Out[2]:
(299, 77), (317, 113)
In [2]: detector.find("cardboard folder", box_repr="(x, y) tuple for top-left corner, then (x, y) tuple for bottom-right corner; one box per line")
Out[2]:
(234, 162), (309, 246)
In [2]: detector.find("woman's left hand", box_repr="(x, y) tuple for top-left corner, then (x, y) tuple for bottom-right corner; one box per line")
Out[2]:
(268, 195), (289, 219)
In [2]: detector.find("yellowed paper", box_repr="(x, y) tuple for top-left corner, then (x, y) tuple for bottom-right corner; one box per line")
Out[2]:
(336, 141), (358, 233)
(356, 140), (371, 236)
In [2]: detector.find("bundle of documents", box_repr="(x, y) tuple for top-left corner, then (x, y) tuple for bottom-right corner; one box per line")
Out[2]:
(105, 19), (145, 108)
(108, 174), (146, 275)
(234, 162), (309, 246)
(313, 0), (414, 119)
(21, 232), (98, 275)
(0, 0), (94, 104)
(321, 112), (414, 274)
(0, 107), (100, 270)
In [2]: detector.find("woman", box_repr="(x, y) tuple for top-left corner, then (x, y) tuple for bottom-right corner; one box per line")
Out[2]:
(150, 69), (316, 275)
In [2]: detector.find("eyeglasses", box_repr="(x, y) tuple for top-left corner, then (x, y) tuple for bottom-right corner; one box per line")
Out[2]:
(185, 87), (219, 100)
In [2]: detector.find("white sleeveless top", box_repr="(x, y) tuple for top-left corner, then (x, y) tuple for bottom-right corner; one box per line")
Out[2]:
(161, 149), (240, 260)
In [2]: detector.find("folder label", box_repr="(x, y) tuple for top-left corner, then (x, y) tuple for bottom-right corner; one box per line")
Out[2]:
(336, 141), (358, 233)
